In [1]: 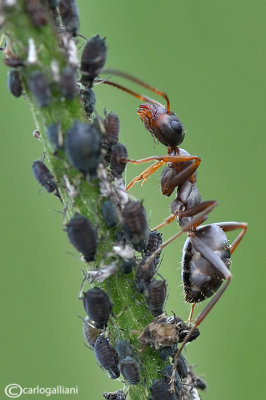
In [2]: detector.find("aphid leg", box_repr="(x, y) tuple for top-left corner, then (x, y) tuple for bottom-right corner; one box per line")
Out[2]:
(216, 222), (248, 254)
(101, 68), (171, 113)
(126, 155), (200, 190)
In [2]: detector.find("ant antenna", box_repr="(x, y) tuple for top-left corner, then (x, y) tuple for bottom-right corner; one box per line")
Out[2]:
(94, 78), (164, 108)
(100, 69), (171, 114)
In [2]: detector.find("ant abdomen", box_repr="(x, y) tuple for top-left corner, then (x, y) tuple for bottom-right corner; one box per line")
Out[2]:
(182, 224), (231, 303)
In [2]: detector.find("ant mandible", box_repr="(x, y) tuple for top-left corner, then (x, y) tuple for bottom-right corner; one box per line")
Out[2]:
(96, 69), (201, 208)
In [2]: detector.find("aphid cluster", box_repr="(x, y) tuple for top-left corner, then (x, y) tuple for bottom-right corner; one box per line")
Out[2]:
(2, 1), (248, 399)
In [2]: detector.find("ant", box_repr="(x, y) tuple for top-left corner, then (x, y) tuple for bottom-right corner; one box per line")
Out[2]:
(96, 69), (201, 208)
(95, 70), (247, 388)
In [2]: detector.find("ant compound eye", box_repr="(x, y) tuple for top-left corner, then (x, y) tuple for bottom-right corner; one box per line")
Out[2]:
(170, 119), (185, 144)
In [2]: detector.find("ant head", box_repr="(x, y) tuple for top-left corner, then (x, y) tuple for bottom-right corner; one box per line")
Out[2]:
(137, 103), (185, 148)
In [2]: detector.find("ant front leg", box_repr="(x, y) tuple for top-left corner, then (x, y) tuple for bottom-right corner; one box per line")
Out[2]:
(126, 155), (200, 191)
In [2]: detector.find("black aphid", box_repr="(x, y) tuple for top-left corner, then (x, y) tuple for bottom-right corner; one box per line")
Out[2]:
(60, 66), (77, 100)
(26, 0), (47, 27)
(83, 287), (112, 329)
(158, 343), (177, 360)
(82, 316), (100, 348)
(119, 356), (141, 385)
(144, 230), (162, 265)
(115, 340), (132, 360)
(65, 120), (101, 178)
(145, 280), (167, 316)
(103, 390), (127, 400)
(81, 88), (96, 116)
(150, 379), (178, 400)
(121, 200), (149, 251)
(32, 160), (60, 199)
(121, 258), (135, 274)
(80, 35), (107, 87)
(103, 111), (120, 146)
(66, 213), (97, 262)
(28, 71), (51, 107)
(110, 143), (128, 178)
(102, 200), (118, 228)
(179, 325), (200, 343)
(94, 336), (120, 379)
(48, 0), (58, 9)
(194, 377), (207, 391)
(176, 354), (188, 379)
(8, 69), (23, 98)
(102, 112), (120, 164)
(135, 258), (156, 293)
(162, 365), (182, 391)
(58, 0), (79, 36)
(46, 123), (63, 151)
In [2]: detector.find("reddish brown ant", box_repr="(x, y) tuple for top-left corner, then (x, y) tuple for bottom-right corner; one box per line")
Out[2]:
(96, 69), (201, 203)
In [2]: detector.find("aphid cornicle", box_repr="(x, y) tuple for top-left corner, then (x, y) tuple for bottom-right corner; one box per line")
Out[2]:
(8, 69), (22, 98)
(121, 200), (149, 251)
(83, 287), (112, 329)
(82, 316), (100, 348)
(58, 0), (79, 36)
(145, 279), (167, 316)
(80, 35), (107, 87)
(110, 143), (128, 178)
(101, 200), (119, 228)
(32, 160), (60, 198)
(65, 120), (101, 178)
(119, 356), (141, 385)
(94, 336), (120, 379)
(28, 71), (51, 108)
(66, 213), (97, 262)
(25, 0), (48, 28)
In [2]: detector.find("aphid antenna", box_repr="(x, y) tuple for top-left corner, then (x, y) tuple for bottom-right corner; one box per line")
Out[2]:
(101, 69), (171, 113)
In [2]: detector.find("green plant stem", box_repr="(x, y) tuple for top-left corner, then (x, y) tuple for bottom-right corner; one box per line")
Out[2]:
(2, 2), (197, 399)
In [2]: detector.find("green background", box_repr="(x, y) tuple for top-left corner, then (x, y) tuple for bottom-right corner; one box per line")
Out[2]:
(1, 0), (265, 399)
